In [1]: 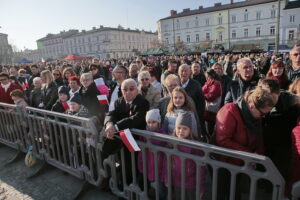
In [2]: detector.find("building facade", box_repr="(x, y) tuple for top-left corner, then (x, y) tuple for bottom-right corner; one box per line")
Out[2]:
(157, 0), (300, 52)
(0, 33), (13, 64)
(37, 26), (157, 60)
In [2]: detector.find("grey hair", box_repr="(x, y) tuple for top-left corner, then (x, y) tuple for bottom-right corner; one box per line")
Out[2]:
(138, 71), (151, 82)
(178, 64), (191, 71)
(237, 58), (253, 69)
(33, 77), (42, 84)
(121, 78), (138, 89)
(80, 72), (93, 81)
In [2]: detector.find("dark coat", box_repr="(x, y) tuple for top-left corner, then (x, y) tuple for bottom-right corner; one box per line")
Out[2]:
(108, 81), (122, 102)
(286, 65), (300, 82)
(224, 72), (259, 104)
(79, 82), (107, 124)
(184, 79), (205, 121)
(104, 94), (149, 131)
(263, 91), (300, 180)
(191, 72), (206, 86)
(29, 88), (42, 108)
(41, 81), (58, 110)
(51, 100), (66, 113)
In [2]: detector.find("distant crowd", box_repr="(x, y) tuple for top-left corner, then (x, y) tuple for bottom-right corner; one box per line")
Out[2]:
(0, 45), (300, 199)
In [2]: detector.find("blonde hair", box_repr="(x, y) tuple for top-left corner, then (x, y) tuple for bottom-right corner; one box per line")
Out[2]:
(164, 74), (179, 87)
(289, 78), (300, 96)
(167, 86), (194, 113)
(40, 70), (53, 87)
(244, 87), (275, 109)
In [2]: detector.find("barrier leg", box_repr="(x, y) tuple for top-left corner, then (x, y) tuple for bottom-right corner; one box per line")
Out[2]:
(74, 181), (94, 200)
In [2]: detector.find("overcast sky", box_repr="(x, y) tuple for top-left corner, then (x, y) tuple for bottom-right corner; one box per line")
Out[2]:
(0, 0), (239, 50)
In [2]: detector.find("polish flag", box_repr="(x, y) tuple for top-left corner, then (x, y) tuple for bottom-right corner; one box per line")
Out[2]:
(61, 102), (69, 111)
(119, 129), (141, 152)
(97, 95), (109, 105)
(94, 78), (109, 97)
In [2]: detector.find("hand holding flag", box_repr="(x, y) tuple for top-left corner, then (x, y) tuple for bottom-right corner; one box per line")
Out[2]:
(119, 129), (141, 152)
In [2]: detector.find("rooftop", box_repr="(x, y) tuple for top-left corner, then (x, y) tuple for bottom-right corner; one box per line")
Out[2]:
(160, 0), (278, 21)
(37, 26), (156, 42)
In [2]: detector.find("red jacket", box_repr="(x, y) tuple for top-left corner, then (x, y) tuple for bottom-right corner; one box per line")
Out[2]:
(202, 80), (223, 102)
(202, 80), (223, 121)
(0, 83), (23, 104)
(214, 103), (264, 165)
(287, 121), (300, 197)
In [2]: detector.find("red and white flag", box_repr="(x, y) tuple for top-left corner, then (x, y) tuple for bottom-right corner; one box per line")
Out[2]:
(94, 78), (109, 97)
(97, 95), (109, 105)
(119, 129), (141, 152)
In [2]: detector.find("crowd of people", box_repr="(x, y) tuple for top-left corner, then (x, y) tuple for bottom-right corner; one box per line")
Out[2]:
(0, 44), (300, 199)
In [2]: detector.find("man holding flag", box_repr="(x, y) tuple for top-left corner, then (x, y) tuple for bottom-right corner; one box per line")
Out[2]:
(103, 78), (149, 185)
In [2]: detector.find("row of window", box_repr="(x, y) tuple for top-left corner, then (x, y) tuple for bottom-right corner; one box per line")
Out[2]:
(167, 11), (296, 31)
(166, 28), (296, 44)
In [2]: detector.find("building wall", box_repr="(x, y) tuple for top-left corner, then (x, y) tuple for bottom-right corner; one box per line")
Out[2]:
(158, 1), (299, 52)
(37, 28), (157, 60)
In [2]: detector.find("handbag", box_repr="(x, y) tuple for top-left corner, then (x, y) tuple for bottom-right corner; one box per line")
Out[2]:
(205, 82), (222, 113)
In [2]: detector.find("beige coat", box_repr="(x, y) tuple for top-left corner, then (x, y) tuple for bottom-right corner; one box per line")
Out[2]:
(139, 84), (161, 109)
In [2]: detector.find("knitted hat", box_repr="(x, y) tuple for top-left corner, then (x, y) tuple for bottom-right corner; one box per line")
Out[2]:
(146, 109), (161, 123)
(175, 112), (192, 128)
(58, 86), (69, 96)
(69, 93), (82, 105)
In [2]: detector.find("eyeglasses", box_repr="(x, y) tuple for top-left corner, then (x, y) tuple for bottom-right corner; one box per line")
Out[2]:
(141, 78), (149, 81)
(255, 104), (269, 117)
(122, 88), (135, 92)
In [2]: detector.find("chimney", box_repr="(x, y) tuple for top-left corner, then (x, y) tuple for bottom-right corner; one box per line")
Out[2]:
(214, 3), (222, 7)
(183, 8), (190, 13)
(170, 10), (177, 16)
(230, 0), (234, 4)
(199, 6), (203, 9)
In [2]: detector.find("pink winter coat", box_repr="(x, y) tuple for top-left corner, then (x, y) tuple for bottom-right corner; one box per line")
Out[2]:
(137, 127), (167, 182)
(163, 145), (206, 191)
(287, 120), (300, 198)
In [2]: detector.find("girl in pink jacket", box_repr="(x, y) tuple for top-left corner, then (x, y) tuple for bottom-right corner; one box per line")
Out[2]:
(164, 111), (206, 200)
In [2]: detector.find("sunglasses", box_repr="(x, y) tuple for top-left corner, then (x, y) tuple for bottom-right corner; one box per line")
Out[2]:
(53, 73), (60, 76)
(292, 53), (299, 57)
(0, 78), (8, 81)
(136, 61), (141, 63)
(141, 78), (149, 81)
(90, 68), (97, 71)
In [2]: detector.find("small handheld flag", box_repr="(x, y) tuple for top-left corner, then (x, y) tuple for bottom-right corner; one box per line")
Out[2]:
(97, 95), (109, 105)
(119, 129), (141, 152)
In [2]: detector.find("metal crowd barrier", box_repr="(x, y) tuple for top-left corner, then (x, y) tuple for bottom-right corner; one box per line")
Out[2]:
(0, 102), (298, 200)
(108, 129), (286, 200)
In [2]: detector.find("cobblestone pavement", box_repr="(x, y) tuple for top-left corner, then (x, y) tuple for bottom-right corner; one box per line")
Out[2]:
(0, 145), (117, 200)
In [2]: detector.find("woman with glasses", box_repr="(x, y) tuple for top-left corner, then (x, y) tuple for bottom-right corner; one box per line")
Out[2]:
(52, 69), (64, 87)
(89, 64), (105, 81)
(138, 71), (161, 109)
(79, 72), (107, 125)
(212, 86), (275, 199)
